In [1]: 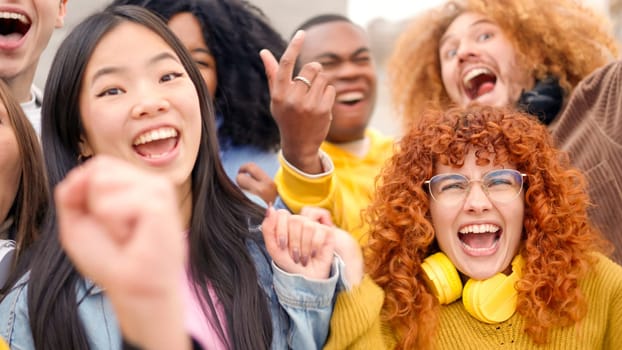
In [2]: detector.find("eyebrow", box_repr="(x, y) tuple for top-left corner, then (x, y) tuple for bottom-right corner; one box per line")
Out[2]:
(439, 18), (496, 49)
(313, 47), (370, 61)
(189, 47), (212, 55)
(90, 51), (181, 87)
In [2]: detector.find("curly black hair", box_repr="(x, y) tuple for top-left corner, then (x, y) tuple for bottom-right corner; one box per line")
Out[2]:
(109, 0), (284, 151)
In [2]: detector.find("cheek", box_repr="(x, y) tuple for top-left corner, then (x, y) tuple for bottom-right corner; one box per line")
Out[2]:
(440, 64), (459, 97)
(199, 70), (218, 98)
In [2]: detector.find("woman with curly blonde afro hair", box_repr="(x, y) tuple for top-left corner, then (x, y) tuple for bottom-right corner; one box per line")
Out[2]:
(389, 0), (618, 128)
(324, 105), (622, 350)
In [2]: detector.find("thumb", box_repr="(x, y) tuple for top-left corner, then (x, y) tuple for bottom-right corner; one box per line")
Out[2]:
(261, 205), (279, 253)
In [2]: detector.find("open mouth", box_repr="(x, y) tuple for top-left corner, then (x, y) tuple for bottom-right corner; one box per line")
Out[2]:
(0, 12), (31, 41)
(336, 91), (364, 106)
(132, 127), (179, 159)
(458, 224), (501, 252)
(462, 68), (497, 100)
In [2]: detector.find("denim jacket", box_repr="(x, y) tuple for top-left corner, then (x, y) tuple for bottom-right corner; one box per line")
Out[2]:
(0, 237), (340, 349)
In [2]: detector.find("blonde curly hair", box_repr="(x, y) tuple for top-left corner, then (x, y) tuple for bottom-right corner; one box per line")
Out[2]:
(389, 0), (619, 128)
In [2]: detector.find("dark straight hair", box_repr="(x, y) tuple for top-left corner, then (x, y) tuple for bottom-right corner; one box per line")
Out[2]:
(0, 79), (48, 292)
(28, 5), (271, 349)
(110, 0), (285, 152)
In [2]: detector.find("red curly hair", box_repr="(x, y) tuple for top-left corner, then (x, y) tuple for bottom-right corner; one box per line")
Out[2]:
(365, 105), (608, 349)
(388, 0), (619, 128)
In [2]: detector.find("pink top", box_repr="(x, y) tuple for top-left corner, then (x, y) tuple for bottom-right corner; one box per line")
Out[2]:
(182, 271), (230, 350)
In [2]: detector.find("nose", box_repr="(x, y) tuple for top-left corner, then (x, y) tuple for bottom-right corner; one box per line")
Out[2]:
(131, 88), (170, 119)
(335, 61), (363, 80)
(463, 181), (492, 213)
(456, 40), (479, 63)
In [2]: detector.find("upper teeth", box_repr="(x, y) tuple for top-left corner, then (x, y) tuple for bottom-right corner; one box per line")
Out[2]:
(0, 12), (29, 24)
(133, 127), (178, 146)
(459, 224), (500, 234)
(463, 67), (493, 89)
(337, 91), (364, 103)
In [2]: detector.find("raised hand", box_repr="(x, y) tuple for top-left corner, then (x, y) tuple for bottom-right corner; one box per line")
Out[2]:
(262, 206), (335, 280)
(260, 30), (336, 174)
(236, 162), (278, 205)
(55, 156), (189, 350)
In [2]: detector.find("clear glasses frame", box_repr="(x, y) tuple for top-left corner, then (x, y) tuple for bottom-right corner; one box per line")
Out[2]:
(424, 169), (527, 206)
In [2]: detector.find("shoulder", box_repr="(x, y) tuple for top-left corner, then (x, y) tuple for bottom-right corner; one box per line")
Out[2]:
(582, 253), (622, 296)
(0, 274), (34, 348)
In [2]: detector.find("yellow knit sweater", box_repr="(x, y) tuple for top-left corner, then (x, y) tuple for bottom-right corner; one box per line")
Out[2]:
(325, 254), (622, 349)
(274, 129), (394, 243)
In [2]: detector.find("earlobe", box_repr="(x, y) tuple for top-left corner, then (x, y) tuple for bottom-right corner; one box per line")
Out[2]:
(55, 0), (68, 28)
(78, 138), (94, 162)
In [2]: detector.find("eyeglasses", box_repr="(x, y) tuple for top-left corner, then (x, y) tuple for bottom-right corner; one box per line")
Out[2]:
(425, 169), (526, 206)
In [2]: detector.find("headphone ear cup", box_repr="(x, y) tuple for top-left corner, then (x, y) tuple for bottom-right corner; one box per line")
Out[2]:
(462, 255), (525, 324)
(421, 252), (463, 304)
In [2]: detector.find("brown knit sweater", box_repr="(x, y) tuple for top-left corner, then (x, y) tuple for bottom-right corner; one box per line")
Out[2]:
(550, 59), (622, 263)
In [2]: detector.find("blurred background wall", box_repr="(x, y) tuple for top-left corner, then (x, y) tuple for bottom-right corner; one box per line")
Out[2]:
(36, 0), (619, 137)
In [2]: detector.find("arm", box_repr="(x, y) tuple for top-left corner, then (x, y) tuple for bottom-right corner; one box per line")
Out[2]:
(0, 280), (36, 350)
(324, 275), (389, 350)
(56, 156), (192, 350)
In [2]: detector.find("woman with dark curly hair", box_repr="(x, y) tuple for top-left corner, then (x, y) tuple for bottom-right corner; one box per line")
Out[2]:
(324, 105), (622, 349)
(109, 0), (285, 205)
(388, 0), (622, 263)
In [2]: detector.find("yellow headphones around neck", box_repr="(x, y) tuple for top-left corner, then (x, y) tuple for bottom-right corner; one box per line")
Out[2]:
(421, 252), (524, 324)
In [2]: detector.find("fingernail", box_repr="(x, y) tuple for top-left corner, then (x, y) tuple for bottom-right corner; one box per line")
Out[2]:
(311, 250), (317, 258)
(292, 249), (300, 263)
(279, 237), (287, 250)
(300, 255), (308, 266)
(293, 30), (304, 40)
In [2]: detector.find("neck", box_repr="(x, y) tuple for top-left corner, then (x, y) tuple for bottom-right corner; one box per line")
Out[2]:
(178, 183), (193, 231)
(2, 67), (37, 103)
(334, 135), (370, 158)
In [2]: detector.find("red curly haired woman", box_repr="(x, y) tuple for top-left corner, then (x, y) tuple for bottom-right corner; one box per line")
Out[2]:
(388, 0), (622, 263)
(324, 105), (622, 349)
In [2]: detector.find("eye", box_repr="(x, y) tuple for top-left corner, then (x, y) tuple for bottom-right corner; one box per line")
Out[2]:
(319, 60), (339, 69)
(96, 87), (124, 97)
(476, 32), (493, 42)
(160, 72), (184, 83)
(195, 60), (212, 69)
(442, 47), (457, 60)
(440, 180), (468, 192)
(484, 171), (518, 189)
(353, 56), (371, 64)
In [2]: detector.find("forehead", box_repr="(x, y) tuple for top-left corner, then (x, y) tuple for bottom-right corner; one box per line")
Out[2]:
(86, 21), (177, 72)
(299, 21), (369, 62)
(442, 11), (497, 41)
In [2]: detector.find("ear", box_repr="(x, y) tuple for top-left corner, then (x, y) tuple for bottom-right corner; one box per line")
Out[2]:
(78, 137), (94, 160)
(55, 0), (68, 28)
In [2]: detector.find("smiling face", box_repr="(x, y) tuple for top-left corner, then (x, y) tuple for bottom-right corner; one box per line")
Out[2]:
(439, 12), (533, 108)
(79, 21), (202, 204)
(299, 20), (376, 143)
(0, 100), (20, 224)
(0, 0), (66, 99)
(429, 151), (524, 280)
(167, 12), (217, 99)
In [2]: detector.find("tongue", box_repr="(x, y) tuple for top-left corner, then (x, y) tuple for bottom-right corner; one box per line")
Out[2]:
(461, 232), (497, 249)
(476, 82), (495, 98)
(134, 137), (177, 157)
(0, 33), (24, 42)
